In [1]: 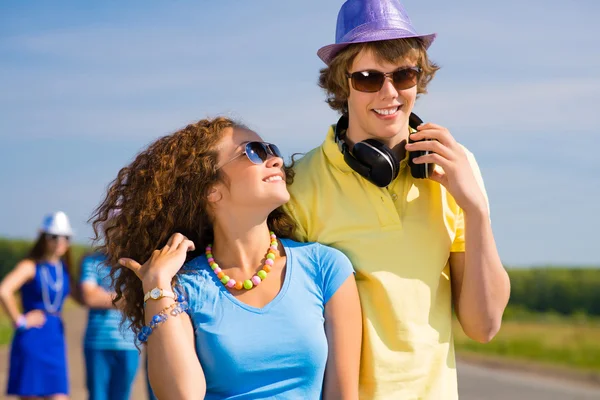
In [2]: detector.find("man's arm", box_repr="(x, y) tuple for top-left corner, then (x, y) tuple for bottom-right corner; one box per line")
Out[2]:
(449, 207), (510, 343)
(79, 254), (118, 309)
(408, 124), (511, 343)
(80, 281), (117, 309)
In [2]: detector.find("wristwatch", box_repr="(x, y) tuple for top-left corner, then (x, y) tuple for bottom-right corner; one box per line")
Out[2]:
(143, 287), (176, 303)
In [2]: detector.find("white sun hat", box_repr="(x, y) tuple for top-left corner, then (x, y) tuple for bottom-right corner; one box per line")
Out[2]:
(40, 211), (74, 237)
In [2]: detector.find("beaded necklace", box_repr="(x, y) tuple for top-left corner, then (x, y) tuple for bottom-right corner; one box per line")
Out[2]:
(40, 261), (64, 314)
(206, 231), (277, 290)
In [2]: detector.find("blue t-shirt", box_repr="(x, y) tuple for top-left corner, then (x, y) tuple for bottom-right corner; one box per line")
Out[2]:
(177, 239), (354, 400)
(80, 253), (136, 350)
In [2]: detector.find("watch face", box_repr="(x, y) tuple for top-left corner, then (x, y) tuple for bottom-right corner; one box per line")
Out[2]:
(150, 288), (161, 299)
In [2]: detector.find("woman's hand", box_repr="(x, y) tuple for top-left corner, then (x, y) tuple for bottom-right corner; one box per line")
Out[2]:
(118, 233), (195, 290)
(23, 309), (46, 329)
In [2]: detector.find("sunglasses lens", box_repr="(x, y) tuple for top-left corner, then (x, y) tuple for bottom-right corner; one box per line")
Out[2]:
(246, 142), (268, 164)
(268, 144), (283, 159)
(351, 71), (384, 93)
(47, 234), (69, 241)
(392, 68), (419, 90)
(350, 68), (419, 93)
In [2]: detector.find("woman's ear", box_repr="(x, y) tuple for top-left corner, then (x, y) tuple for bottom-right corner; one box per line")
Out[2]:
(207, 186), (222, 204)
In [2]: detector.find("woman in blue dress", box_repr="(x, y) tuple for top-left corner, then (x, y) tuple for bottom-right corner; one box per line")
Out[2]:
(0, 211), (73, 399)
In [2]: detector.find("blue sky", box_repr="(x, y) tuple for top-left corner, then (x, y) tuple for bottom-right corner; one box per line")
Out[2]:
(1, 0), (598, 266)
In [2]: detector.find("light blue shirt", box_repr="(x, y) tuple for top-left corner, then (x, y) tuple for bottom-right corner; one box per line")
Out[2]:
(177, 239), (354, 399)
(80, 253), (136, 350)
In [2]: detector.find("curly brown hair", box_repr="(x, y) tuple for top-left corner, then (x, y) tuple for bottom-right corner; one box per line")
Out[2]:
(319, 38), (440, 114)
(90, 116), (296, 336)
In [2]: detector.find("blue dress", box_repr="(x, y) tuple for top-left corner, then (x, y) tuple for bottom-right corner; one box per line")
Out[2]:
(7, 261), (70, 396)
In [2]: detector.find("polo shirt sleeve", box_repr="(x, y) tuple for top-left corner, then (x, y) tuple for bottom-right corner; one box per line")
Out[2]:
(80, 254), (101, 285)
(450, 148), (490, 252)
(317, 244), (355, 304)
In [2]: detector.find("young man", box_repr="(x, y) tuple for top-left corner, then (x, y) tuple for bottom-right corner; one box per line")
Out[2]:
(286, 0), (510, 398)
(80, 252), (140, 400)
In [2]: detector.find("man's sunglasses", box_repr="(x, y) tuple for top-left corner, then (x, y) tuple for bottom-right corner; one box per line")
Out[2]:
(45, 233), (70, 241)
(346, 66), (421, 93)
(218, 141), (283, 169)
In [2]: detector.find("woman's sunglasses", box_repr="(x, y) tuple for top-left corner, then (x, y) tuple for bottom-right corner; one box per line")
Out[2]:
(346, 66), (421, 93)
(218, 141), (283, 169)
(45, 233), (70, 241)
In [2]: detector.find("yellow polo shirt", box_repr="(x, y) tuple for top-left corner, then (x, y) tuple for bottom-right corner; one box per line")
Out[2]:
(285, 125), (488, 400)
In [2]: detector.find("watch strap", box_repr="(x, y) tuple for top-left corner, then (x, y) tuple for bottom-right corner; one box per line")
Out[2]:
(143, 287), (175, 303)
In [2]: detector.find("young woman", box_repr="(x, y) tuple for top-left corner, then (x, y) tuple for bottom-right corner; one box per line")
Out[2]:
(0, 211), (74, 400)
(92, 117), (362, 399)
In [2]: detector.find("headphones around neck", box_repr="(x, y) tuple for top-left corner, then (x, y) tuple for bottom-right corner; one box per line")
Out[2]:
(335, 112), (434, 187)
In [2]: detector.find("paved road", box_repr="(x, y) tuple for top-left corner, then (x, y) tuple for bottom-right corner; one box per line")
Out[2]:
(2, 307), (600, 399)
(458, 361), (600, 400)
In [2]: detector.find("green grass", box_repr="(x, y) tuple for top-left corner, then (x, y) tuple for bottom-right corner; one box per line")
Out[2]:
(453, 315), (600, 373)
(0, 317), (12, 346)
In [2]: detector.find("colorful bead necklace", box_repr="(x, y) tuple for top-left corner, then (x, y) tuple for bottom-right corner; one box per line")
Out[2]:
(206, 231), (277, 290)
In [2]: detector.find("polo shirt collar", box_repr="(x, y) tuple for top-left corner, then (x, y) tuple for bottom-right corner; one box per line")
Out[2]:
(322, 124), (354, 174)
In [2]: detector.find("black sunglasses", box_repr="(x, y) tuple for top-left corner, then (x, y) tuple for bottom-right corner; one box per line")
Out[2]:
(346, 66), (421, 93)
(45, 233), (70, 241)
(218, 141), (283, 169)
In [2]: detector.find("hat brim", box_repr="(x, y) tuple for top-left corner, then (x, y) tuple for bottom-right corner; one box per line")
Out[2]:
(317, 31), (436, 66)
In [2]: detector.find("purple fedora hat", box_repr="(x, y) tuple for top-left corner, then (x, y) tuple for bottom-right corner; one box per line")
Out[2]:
(317, 0), (437, 65)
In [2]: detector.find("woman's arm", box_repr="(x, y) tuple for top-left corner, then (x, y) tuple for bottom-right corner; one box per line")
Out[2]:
(0, 259), (36, 324)
(142, 280), (205, 399)
(119, 233), (206, 400)
(323, 275), (362, 400)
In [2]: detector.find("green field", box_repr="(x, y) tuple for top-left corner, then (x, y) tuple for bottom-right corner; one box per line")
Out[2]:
(0, 237), (90, 280)
(0, 317), (11, 347)
(453, 314), (600, 373)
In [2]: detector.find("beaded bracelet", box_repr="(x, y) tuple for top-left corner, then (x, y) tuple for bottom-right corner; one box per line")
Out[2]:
(137, 300), (190, 343)
(15, 315), (27, 331)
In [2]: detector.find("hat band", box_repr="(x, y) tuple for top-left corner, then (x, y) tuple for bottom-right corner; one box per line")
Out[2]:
(338, 19), (418, 44)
